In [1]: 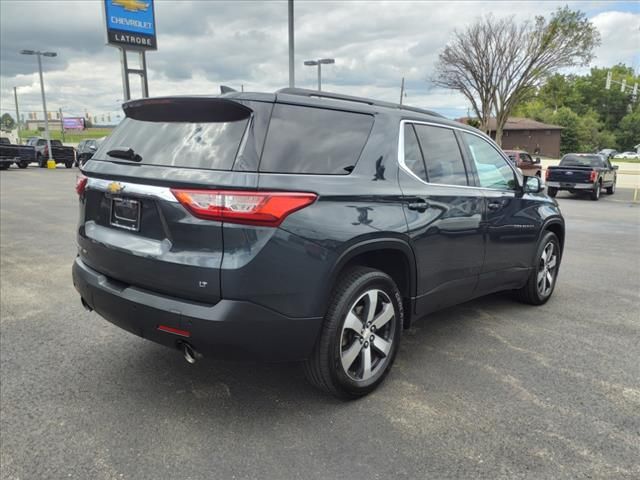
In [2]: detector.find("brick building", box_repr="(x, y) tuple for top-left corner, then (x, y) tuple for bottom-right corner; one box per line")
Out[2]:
(458, 117), (563, 158)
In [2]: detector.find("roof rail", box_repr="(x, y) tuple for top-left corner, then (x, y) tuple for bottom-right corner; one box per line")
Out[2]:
(276, 87), (443, 118)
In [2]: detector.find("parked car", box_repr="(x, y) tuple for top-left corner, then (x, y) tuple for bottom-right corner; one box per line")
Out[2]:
(0, 137), (36, 169)
(615, 151), (639, 159)
(503, 149), (542, 177)
(76, 138), (104, 166)
(73, 89), (565, 398)
(26, 138), (76, 168)
(598, 149), (618, 159)
(546, 153), (618, 200)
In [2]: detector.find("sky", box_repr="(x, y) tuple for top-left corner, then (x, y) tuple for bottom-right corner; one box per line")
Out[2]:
(0, 0), (638, 124)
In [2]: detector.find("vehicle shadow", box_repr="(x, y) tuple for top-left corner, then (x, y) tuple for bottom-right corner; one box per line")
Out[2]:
(71, 292), (518, 417)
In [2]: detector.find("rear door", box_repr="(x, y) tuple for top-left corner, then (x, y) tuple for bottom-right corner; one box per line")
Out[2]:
(78, 97), (260, 304)
(398, 121), (484, 315)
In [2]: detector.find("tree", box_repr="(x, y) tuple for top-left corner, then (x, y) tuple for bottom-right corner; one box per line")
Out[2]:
(617, 110), (640, 151)
(0, 113), (16, 130)
(434, 7), (600, 146)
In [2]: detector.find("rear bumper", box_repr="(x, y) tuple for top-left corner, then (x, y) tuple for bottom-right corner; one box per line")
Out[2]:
(72, 257), (323, 362)
(546, 181), (594, 190)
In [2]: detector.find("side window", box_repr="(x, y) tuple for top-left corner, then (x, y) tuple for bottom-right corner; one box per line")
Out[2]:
(521, 153), (533, 164)
(259, 104), (374, 175)
(403, 124), (427, 181)
(462, 132), (516, 190)
(414, 124), (468, 186)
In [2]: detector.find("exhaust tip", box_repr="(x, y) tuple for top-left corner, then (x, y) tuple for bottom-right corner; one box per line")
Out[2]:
(182, 342), (199, 364)
(81, 298), (93, 312)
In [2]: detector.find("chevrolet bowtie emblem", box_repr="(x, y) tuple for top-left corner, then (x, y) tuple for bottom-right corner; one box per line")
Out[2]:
(107, 182), (125, 194)
(112, 0), (149, 12)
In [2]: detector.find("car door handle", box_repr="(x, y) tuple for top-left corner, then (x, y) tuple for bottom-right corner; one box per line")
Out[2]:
(407, 199), (429, 212)
(487, 201), (502, 211)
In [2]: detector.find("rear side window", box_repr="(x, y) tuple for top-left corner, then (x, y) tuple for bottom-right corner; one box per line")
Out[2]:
(259, 104), (374, 174)
(413, 124), (468, 186)
(403, 124), (427, 181)
(95, 117), (248, 170)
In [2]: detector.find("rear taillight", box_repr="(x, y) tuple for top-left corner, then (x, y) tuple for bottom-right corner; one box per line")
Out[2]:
(589, 170), (597, 182)
(545, 169), (550, 180)
(171, 189), (317, 227)
(76, 174), (88, 195)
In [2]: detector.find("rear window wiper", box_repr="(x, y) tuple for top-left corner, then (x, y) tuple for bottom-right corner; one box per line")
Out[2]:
(107, 147), (142, 162)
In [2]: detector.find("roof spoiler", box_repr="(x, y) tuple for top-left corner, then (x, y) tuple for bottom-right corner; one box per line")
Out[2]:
(123, 97), (252, 123)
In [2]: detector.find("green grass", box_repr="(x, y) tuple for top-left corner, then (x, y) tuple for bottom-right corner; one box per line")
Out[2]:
(18, 128), (113, 143)
(612, 158), (640, 163)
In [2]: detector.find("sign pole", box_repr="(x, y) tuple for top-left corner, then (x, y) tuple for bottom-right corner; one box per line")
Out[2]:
(120, 48), (131, 101)
(140, 51), (149, 98)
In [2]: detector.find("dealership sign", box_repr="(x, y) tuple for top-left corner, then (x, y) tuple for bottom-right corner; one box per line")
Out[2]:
(104, 0), (157, 50)
(62, 117), (85, 130)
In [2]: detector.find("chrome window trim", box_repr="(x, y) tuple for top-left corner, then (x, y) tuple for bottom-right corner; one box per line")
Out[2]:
(86, 177), (178, 203)
(397, 119), (522, 192)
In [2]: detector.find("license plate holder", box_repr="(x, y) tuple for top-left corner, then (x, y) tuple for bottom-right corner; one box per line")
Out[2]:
(110, 197), (141, 231)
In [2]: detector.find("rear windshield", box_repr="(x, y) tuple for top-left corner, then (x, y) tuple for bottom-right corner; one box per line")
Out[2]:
(94, 117), (249, 170)
(560, 154), (604, 168)
(259, 104), (374, 174)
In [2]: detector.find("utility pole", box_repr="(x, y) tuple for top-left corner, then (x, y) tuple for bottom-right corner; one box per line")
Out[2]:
(13, 87), (20, 141)
(288, 0), (295, 88)
(400, 77), (405, 105)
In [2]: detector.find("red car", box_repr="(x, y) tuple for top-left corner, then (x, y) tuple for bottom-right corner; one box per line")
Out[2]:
(503, 150), (542, 178)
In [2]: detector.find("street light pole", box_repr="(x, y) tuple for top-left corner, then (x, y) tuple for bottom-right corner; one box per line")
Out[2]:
(20, 49), (57, 168)
(303, 58), (335, 91)
(288, 0), (295, 88)
(13, 87), (20, 141)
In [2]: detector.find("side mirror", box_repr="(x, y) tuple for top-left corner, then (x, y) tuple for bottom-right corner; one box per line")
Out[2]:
(612, 165), (619, 170)
(535, 156), (541, 164)
(89, 145), (97, 151)
(524, 175), (543, 194)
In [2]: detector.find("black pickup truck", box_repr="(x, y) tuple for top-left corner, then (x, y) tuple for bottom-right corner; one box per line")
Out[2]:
(0, 137), (36, 169)
(26, 138), (76, 168)
(545, 153), (618, 201)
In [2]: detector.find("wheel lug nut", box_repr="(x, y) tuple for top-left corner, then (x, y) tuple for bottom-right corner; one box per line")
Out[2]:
(370, 335), (374, 341)
(364, 341), (369, 348)
(371, 326), (376, 332)
(359, 338), (364, 344)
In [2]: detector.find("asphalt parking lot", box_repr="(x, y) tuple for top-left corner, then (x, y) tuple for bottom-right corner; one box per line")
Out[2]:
(1, 167), (639, 479)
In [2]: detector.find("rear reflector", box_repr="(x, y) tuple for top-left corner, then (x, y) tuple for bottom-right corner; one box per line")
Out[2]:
(171, 189), (317, 227)
(76, 174), (88, 195)
(157, 325), (191, 337)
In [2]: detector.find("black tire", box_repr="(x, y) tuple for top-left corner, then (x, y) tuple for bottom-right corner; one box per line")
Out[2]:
(590, 181), (601, 201)
(65, 161), (73, 169)
(547, 187), (558, 198)
(606, 178), (616, 195)
(0, 163), (9, 170)
(303, 267), (403, 399)
(515, 231), (561, 305)
(17, 160), (28, 169)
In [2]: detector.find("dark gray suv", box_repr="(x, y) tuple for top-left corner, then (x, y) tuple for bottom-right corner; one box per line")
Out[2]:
(73, 88), (564, 398)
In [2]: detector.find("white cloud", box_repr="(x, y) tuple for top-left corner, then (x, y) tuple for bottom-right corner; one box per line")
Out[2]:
(1, 0), (638, 123)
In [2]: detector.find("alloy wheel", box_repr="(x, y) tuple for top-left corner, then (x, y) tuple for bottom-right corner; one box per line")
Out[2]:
(339, 289), (396, 382)
(537, 242), (558, 297)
